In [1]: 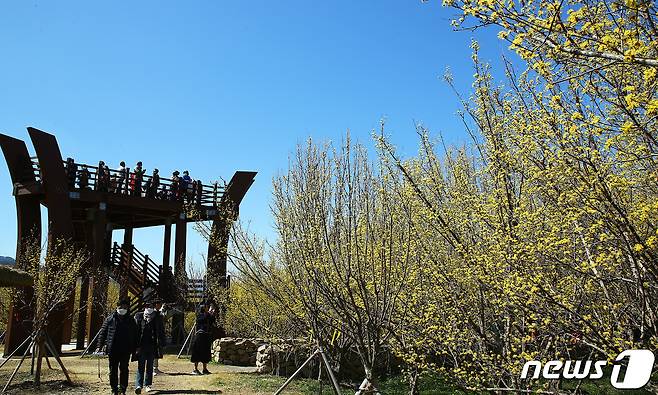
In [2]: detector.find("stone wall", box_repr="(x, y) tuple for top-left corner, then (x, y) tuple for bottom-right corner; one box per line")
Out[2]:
(211, 337), (318, 376)
(212, 337), (266, 366)
(255, 341), (318, 378)
(212, 337), (401, 381)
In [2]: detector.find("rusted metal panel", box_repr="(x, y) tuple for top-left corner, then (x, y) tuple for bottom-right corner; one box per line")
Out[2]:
(222, 171), (257, 213)
(0, 133), (41, 356)
(28, 127), (74, 238)
(27, 127), (75, 351)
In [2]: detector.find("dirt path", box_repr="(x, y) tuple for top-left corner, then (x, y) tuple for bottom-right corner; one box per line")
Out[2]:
(0, 354), (258, 394)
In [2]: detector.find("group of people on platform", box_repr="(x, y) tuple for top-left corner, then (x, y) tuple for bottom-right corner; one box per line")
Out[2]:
(96, 298), (217, 395)
(64, 158), (202, 203)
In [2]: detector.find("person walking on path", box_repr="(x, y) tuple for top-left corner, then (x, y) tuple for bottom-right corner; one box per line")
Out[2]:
(190, 302), (216, 375)
(96, 299), (138, 395)
(152, 299), (168, 376)
(133, 301), (166, 394)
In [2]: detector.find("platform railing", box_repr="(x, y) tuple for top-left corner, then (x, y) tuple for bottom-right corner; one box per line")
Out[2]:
(30, 158), (226, 208)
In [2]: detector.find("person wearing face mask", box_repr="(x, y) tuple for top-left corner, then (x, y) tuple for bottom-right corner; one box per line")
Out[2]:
(96, 299), (138, 395)
(133, 300), (166, 394)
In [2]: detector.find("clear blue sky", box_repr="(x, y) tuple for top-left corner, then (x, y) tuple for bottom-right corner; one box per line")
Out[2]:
(0, 1), (511, 271)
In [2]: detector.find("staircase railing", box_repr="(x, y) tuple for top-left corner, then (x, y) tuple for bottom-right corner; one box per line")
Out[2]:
(110, 242), (161, 287)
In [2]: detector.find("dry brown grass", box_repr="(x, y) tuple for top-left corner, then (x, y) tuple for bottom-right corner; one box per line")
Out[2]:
(0, 353), (257, 394)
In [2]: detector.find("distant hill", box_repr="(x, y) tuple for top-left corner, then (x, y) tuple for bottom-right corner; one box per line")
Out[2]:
(0, 256), (16, 265)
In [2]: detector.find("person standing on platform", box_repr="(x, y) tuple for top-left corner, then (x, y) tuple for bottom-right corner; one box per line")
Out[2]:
(181, 170), (193, 202)
(171, 171), (181, 200)
(190, 302), (216, 375)
(117, 161), (127, 194)
(132, 161), (145, 197)
(133, 301), (166, 394)
(96, 299), (137, 395)
(97, 161), (108, 192)
(146, 168), (160, 198)
(78, 167), (90, 190)
(65, 157), (78, 189)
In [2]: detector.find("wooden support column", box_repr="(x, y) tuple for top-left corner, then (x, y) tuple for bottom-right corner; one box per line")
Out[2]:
(75, 216), (96, 349)
(75, 277), (89, 349)
(171, 214), (187, 344)
(207, 218), (229, 286)
(59, 283), (76, 347)
(86, 226), (111, 349)
(85, 275), (108, 349)
(119, 227), (133, 300)
(174, 215), (186, 276)
(160, 220), (172, 301)
(204, 171), (256, 337)
(124, 227), (133, 244)
(163, 220), (171, 269)
(0, 134), (41, 356)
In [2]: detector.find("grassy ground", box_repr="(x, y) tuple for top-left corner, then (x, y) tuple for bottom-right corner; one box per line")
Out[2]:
(0, 352), (469, 394)
(215, 372), (658, 394)
(0, 353), (243, 394)
(215, 373), (471, 394)
(0, 352), (656, 394)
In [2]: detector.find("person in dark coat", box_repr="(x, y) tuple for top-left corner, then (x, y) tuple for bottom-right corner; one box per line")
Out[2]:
(96, 299), (137, 395)
(131, 161), (145, 197)
(133, 300), (166, 394)
(96, 161), (108, 192)
(145, 169), (160, 198)
(65, 158), (78, 189)
(171, 171), (181, 201)
(78, 167), (90, 190)
(152, 298), (168, 375)
(190, 302), (216, 375)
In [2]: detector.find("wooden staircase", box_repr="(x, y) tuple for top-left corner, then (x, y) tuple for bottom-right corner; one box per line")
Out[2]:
(109, 243), (231, 312)
(109, 242), (164, 311)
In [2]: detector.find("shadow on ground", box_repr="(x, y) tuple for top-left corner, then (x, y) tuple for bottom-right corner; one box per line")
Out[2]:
(3, 379), (80, 393)
(163, 371), (198, 376)
(153, 391), (222, 394)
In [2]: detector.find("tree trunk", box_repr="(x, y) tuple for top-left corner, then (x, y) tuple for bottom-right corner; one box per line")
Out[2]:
(355, 365), (381, 395)
(34, 335), (45, 387)
(407, 368), (420, 395)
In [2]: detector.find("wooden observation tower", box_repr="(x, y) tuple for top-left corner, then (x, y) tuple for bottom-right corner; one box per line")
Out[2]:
(0, 127), (256, 355)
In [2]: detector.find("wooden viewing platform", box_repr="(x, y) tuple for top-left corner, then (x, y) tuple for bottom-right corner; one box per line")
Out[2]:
(0, 127), (256, 355)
